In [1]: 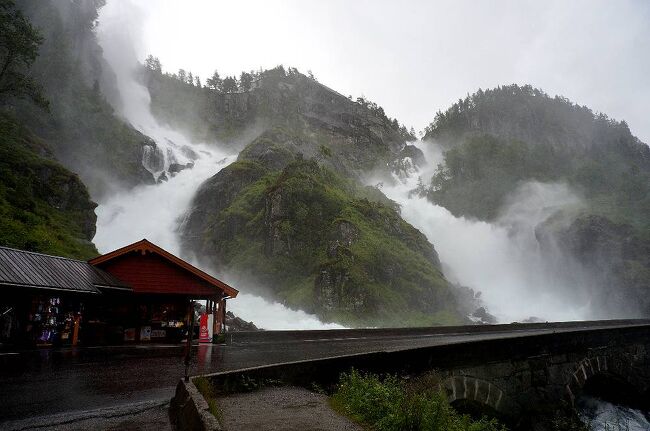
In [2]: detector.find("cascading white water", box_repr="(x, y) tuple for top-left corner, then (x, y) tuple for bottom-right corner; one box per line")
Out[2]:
(578, 395), (650, 431)
(94, 0), (342, 330)
(380, 140), (593, 323)
(95, 1), (231, 255)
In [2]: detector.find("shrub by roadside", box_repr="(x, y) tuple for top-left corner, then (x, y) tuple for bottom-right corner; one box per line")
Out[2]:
(331, 369), (508, 431)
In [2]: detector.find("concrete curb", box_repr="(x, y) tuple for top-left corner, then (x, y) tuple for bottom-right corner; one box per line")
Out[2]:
(170, 379), (221, 431)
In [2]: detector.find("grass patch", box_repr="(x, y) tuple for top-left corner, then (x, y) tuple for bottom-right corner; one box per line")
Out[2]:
(331, 369), (508, 431)
(193, 377), (223, 423)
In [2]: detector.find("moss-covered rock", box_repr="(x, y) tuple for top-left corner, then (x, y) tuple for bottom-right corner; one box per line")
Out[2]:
(0, 113), (98, 259)
(183, 159), (460, 327)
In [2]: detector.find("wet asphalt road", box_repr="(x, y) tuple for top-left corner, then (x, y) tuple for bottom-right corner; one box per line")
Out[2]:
(1, 321), (648, 426)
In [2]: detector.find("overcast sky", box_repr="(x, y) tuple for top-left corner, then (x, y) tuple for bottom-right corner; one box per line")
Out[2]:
(117, 0), (650, 143)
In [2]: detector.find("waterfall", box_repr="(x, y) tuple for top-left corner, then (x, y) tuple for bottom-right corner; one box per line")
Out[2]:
(379, 140), (593, 323)
(93, 0), (342, 330)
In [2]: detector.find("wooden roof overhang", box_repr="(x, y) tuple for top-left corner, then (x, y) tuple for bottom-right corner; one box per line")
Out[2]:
(0, 246), (132, 295)
(88, 239), (238, 299)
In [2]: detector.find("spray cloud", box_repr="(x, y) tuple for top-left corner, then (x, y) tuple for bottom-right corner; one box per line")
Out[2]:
(380, 140), (602, 323)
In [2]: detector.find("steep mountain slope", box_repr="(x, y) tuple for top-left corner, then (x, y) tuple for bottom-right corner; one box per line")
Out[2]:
(182, 159), (458, 326)
(6, 0), (156, 197)
(421, 85), (650, 316)
(158, 68), (464, 326)
(144, 66), (418, 179)
(0, 113), (97, 258)
(423, 85), (649, 224)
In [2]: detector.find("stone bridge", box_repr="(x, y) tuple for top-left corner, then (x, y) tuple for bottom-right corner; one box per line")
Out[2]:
(437, 337), (650, 422)
(198, 320), (650, 428)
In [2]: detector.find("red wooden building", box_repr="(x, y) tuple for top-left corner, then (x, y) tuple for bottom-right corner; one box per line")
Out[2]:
(0, 239), (237, 347)
(87, 239), (238, 344)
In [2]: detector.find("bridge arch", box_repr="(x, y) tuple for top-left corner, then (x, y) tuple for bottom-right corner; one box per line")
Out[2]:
(439, 375), (517, 416)
(565, 355), (642, 406)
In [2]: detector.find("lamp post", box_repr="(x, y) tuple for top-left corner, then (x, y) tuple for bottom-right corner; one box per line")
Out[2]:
(184, 300), (195, 382)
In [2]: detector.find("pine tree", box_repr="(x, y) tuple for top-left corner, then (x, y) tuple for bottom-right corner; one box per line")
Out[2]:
(0, 0), (48, 107)
(152, 57), (162, 73)
(221, 76), (237, 93)
(239, 71), (252, 91)
(206, 70), (222, 91)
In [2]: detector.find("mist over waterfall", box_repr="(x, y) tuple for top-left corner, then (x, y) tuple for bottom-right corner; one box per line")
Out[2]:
(94, 1), (232, 255)
(380, 141), (594, 323)
(93, 1), (340, 330)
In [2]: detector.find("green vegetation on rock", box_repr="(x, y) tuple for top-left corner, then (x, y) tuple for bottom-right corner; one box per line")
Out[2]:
(0, 113), (97, 259)
(331, 369), (508, 431)
(423, 85), (650, 228)
(193, 377), (223, 423)
(0, 1), (98, 259)
(144, 63), (416, 177)
(421, 84), (650, 316)
(185, 158), (459, 327)
(167, 63), (457, 326)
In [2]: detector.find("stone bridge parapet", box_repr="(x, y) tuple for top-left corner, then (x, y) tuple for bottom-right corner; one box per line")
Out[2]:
(198, 321), (650, 429)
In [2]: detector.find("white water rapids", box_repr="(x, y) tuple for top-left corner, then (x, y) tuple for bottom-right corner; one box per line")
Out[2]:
(93, 1), (343, 330)
(579, 395), (650, 431)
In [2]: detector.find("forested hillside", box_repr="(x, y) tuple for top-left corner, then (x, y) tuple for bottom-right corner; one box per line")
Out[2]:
(183, 158), (458, 326)
(421, 85), (650, 316)
(423, 85), (650, 226)
(0, 0), (99, 258)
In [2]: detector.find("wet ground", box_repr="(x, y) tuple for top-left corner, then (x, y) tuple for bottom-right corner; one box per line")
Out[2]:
(1, 321), (647, 429)
(217, 386), (362, 431)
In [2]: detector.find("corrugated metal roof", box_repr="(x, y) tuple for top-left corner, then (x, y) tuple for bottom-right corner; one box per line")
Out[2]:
(0, 246), (131, 294)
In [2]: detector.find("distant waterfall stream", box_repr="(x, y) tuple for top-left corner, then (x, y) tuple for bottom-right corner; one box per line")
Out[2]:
(379, 140), (592, 323)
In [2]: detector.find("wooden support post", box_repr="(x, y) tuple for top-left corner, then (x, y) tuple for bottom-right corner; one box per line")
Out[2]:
(221, 298), (227, 334)
(72, 315), (80, 347)
(184, 300), (195, 382)
(212, 295), (219, 338)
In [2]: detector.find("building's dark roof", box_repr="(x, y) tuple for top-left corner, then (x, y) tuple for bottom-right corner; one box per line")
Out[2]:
(0, 246), (132, 294)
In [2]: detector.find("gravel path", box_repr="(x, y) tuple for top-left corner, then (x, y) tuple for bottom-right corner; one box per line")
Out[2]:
(217, 386), (362, 431)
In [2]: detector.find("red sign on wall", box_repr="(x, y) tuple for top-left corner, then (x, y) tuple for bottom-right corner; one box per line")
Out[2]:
(199, 313), (210, 343)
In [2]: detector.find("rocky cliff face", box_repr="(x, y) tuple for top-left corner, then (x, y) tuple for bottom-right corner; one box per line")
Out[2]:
(153, 67), (461, 325)
(146, 67), (419, 179)
(537, 214), (650, 317)
(182, 159), (459, 327)
(10, 0), (158, 197)
(0, 113), (98, 259)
